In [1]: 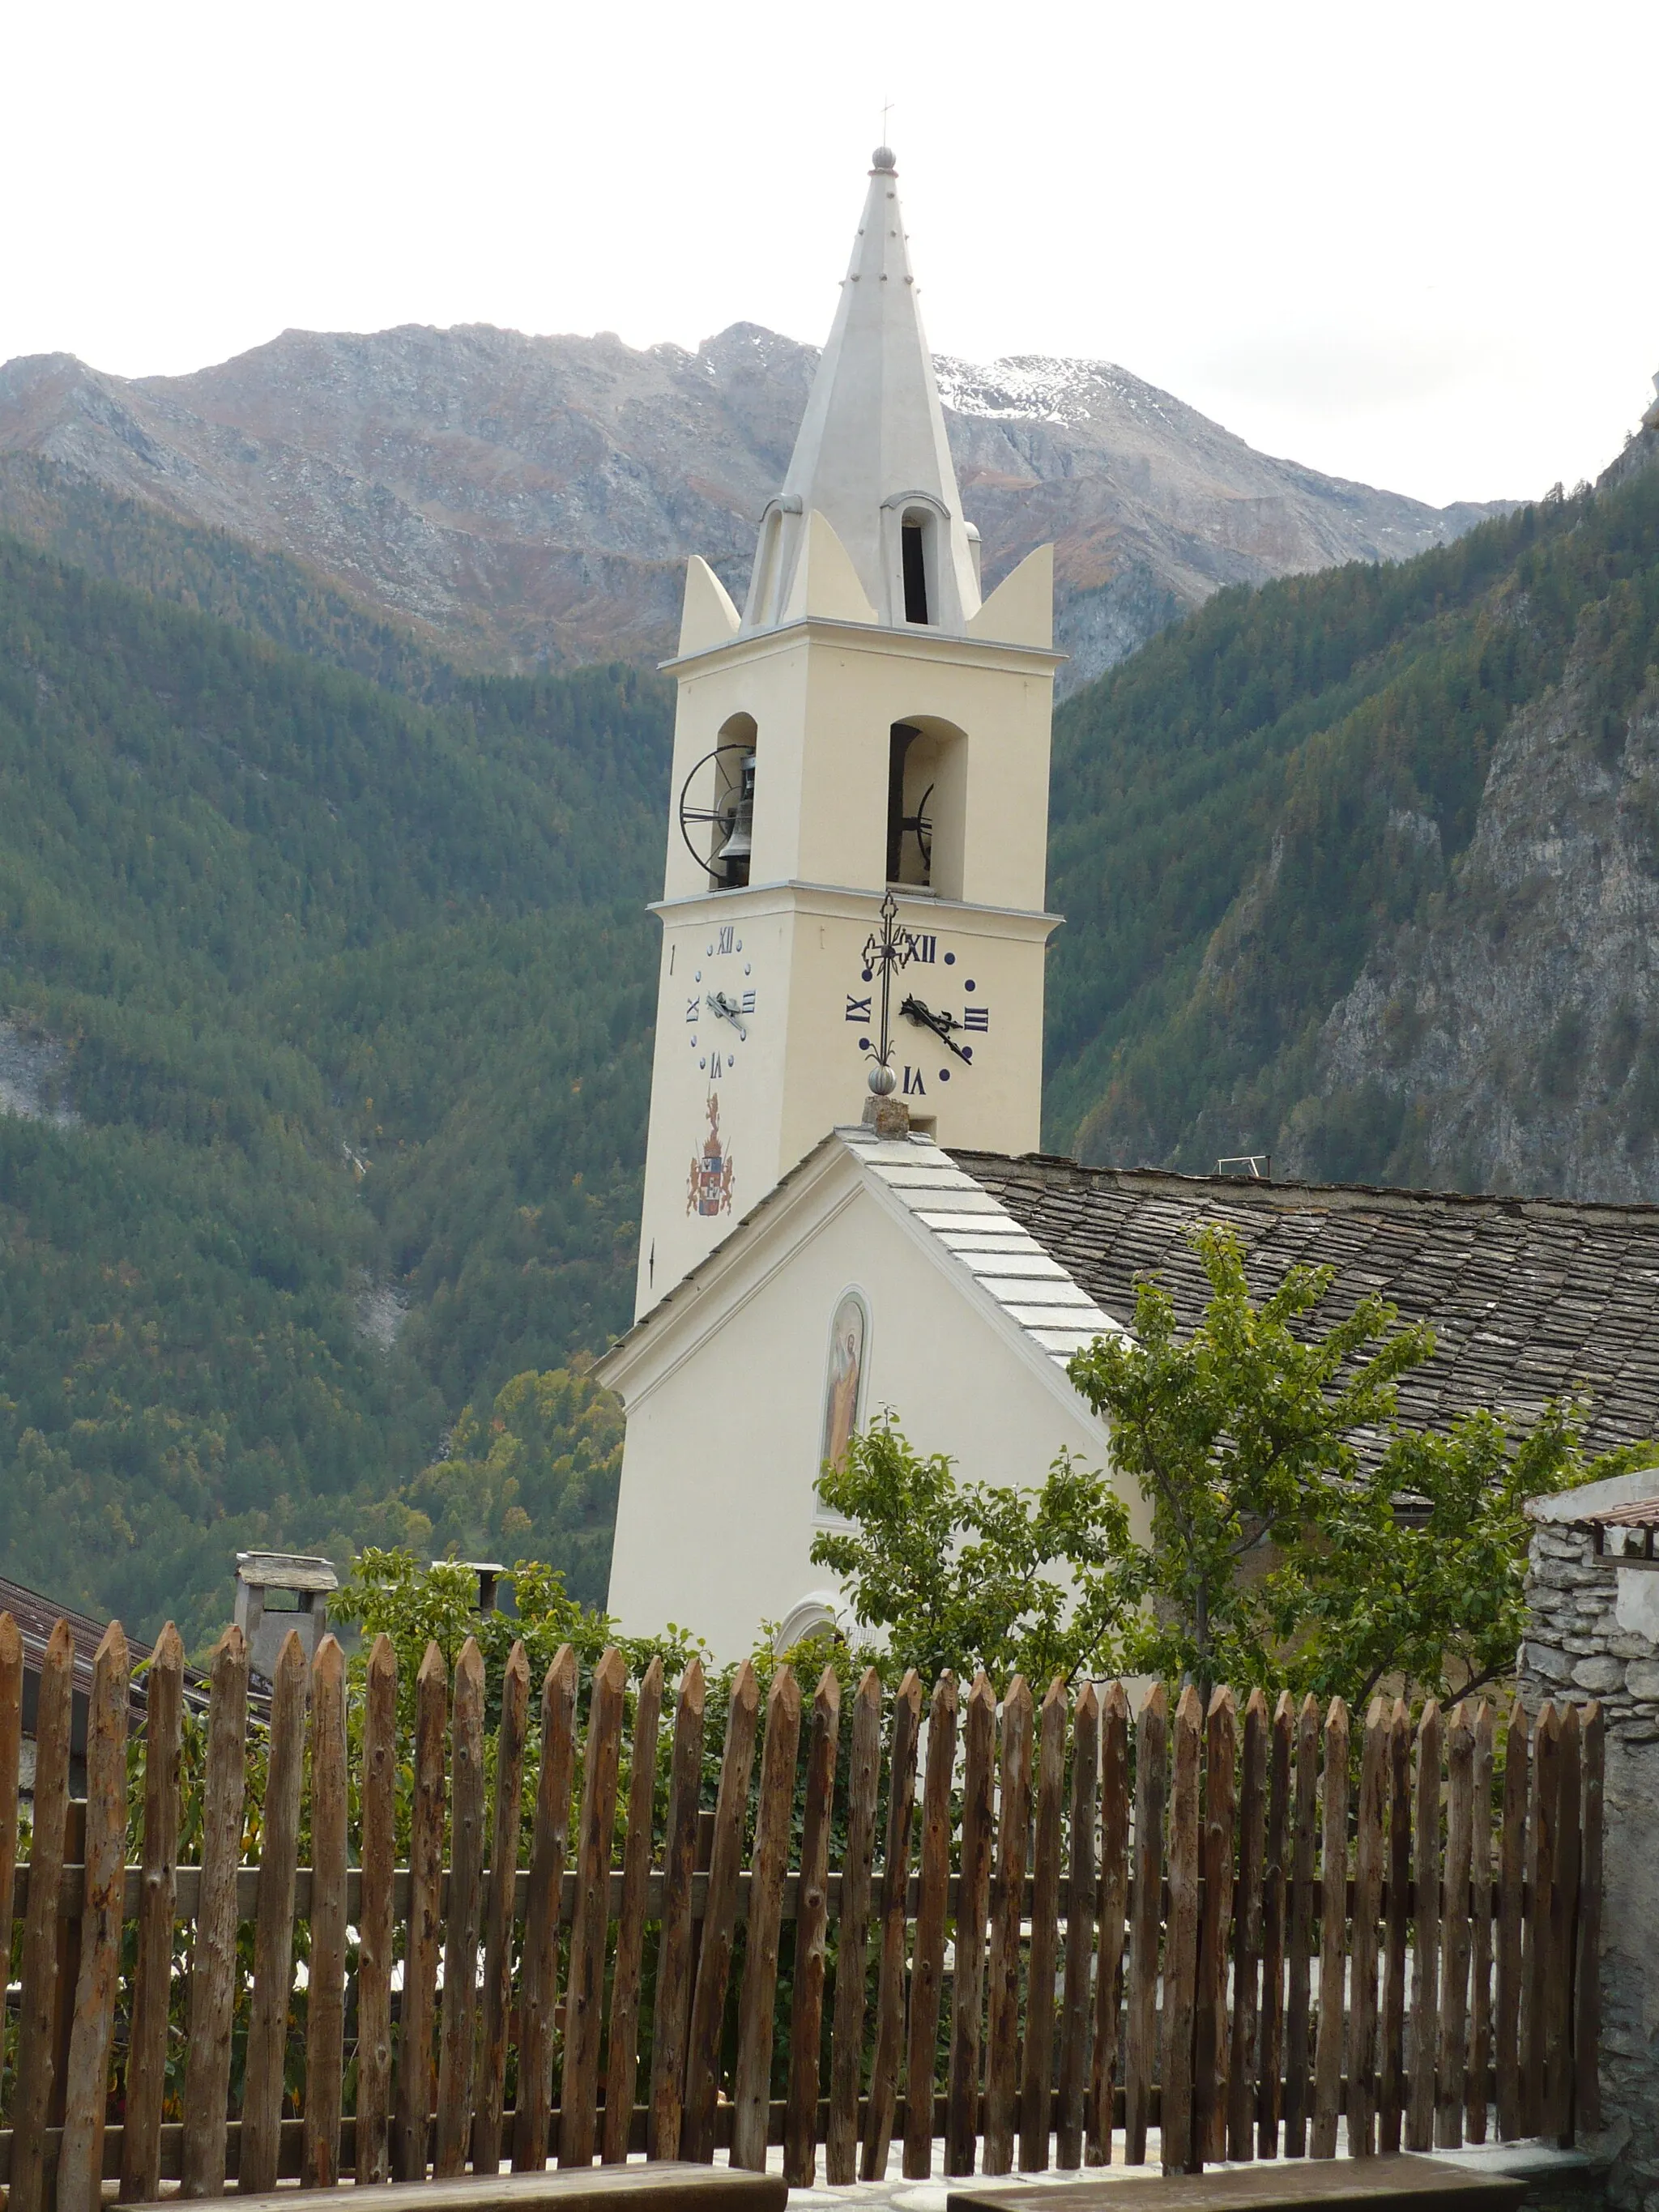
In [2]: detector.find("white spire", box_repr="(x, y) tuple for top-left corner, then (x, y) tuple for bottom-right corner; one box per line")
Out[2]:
(742, 148), (982, 634)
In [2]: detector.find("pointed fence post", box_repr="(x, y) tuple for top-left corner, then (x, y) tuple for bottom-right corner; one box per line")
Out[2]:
(983, 1675), (1034, 2174)
(1196, 1686), (1237, 2166)
(10, 1617), (73, 2212)
(0, 1613), (20, 2122)
(558, 1645), (626, 2168)
(303, 1634), (349, 2189)
(1257, 1690), (1292, 2159)
(644, 1656), (703, 2163)
(902, 1672), (957, 2180)
(945, 1673), (997, 2176)
(787, 1664), (844, 2185)
(1124, 1681), (1167, 2167)
(1495, 1697), (1529, 2141)
(1019, 1675), (1069, 2172)
(682, 1657), (761, 2163)
(828, 1666), (883, 2180)
(1283, 1694), (1320, 2156)
(1347, 1698), (1388, 2157)
(476, 1640), (532, 2172)
(735, 1665), (804, 2172)
(393, 1642), (449, 2183)
(1229, 1688), (1268, 2162)
(603, 1652), (664, 2165)
(1311, 1698), (1350, 2160)
(1407, 1698), (1445, 2151)
(58, 1622), (131, 2212)
(862, 1668), (922, 2179)
(120, 1621), (182, 2204)
(356, 1633), (399, 2187)
(1467, 1699), (1495, 2146)
(1161, 1683), (1203, 2174)
(514, 1643), (580, 2172)
(1056, 1679), (1099, 2172)
(241, 1626), (309, 2195)
(1436, 1702), (1476, 2149)
(179, 1623), (249, 2200)
(1090, 1680), (1132, 2166)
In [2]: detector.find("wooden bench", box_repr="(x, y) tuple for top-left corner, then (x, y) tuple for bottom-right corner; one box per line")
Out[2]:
(228, 2166), (787, 2212)
(948, 2155), (1530, 2212)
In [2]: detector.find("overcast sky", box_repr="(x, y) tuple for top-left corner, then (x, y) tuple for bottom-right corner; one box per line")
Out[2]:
(6, 0), (1655, 509)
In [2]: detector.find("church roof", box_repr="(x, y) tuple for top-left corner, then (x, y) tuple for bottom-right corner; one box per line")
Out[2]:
(842, 1129), (1120, 1367)
(955, 1153), (1659, 1460)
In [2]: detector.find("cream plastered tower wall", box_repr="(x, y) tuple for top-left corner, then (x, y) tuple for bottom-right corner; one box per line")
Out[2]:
(634, 147), (1062, 1315)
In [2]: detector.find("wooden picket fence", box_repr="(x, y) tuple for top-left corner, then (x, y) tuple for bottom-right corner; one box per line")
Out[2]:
(0, 1612), (1602, 2206)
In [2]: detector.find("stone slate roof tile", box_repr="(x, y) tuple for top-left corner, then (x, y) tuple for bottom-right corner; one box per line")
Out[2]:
(950, 1154), (1659, 1462)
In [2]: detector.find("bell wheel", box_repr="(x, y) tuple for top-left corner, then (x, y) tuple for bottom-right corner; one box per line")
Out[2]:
(677, 744), (754, 882)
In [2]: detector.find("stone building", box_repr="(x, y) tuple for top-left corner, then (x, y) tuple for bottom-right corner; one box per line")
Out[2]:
(1521, 1470), (1659, 2209)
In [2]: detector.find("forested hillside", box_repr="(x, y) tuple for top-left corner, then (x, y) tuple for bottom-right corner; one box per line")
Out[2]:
(1043, 427), (1659, 1185)
(0, 535), (668, 1639)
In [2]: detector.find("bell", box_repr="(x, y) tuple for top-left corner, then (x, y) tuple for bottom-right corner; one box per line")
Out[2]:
(714, 752), (757, 886)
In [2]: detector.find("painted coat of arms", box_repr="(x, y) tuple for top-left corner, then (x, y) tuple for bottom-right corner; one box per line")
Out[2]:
(687, 1089), (736, 1217)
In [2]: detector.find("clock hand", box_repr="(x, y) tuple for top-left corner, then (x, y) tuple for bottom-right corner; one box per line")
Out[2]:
(899, 994), (969, 1060)
(706, 990), (747, 1041)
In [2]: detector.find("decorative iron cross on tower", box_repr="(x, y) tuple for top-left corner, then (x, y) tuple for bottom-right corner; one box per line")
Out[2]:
(861, 887), (915, 1103)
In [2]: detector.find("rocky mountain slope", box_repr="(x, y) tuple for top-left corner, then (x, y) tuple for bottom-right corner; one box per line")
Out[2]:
(0, 322), (1504, 689)
(1290, 430), (1659, 1197)
(1045, 417), (1659, 1200)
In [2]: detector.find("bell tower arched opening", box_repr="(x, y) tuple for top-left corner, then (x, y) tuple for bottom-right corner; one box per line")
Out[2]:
(885, 715), (967, 898)
(678, 712), (757, 889)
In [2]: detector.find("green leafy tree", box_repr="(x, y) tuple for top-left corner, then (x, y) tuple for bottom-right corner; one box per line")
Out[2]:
(331, 1546), (702, 1733)
(1279, 1400), (1653, 1707)
(818, 1227), (1650, 1708)
(1066, 1223), (1433, 1694)
(392, 1361), (626, 1608)
(810, 1414), (1141, 1686)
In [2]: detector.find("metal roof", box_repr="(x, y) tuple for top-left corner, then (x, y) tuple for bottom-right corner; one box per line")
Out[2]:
(0, 1575), (215, 1720)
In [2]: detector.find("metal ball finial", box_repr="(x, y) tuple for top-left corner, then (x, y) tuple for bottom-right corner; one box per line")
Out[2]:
(868, 1059), (898, 1097)
(872, 146), (896, 172)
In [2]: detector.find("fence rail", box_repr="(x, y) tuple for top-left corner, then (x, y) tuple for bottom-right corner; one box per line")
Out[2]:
(0, 1614), (1601, 2206)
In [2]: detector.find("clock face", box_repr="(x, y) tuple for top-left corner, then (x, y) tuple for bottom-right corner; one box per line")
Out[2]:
(842, 921), (990, 1106)
(681, 918), (757, 1085)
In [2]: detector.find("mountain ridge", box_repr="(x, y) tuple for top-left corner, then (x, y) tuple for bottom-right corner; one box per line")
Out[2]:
(0, 321), (1509, 689)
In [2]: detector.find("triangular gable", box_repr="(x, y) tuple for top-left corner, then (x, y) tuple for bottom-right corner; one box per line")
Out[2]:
(601, 1126), (1119, 1434)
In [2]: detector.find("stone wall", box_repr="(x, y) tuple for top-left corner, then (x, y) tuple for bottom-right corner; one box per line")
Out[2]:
(1521, 1468), (1659, 2210)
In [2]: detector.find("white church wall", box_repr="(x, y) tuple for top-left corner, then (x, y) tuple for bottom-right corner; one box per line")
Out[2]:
(606, 1164), (1132, 1660)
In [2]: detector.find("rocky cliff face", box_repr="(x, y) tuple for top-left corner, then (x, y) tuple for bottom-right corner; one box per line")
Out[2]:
(1285, 432), (1659, 1199)
(0, 322), (1503, 688)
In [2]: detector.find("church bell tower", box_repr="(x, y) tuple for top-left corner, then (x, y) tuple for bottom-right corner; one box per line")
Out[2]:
(634, 147), (1062, 1317)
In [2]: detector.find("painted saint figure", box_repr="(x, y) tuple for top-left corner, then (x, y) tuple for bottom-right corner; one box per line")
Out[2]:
(820, 1292), (867, 1473)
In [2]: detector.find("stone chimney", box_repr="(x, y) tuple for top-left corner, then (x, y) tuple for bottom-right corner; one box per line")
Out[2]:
(232, 1552), (339, 1684)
